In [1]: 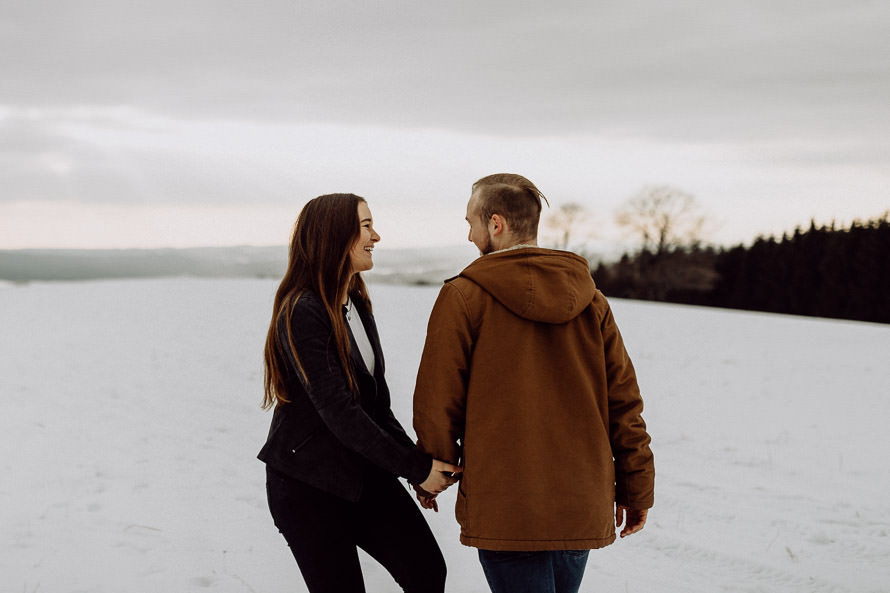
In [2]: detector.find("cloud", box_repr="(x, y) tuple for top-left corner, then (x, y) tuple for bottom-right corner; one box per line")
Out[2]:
(2, 0), (888, 142)
(1, 1), (888, 248)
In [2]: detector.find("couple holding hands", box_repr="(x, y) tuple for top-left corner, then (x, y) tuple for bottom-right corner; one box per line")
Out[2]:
(258, 173), (655, 593)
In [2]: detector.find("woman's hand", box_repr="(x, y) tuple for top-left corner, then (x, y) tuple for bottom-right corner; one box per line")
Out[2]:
(418, 459), (461, 496)
(412, 483), (439, 512)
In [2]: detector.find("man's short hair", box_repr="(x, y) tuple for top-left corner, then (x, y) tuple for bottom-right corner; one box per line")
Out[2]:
(472, 173), (549, 240)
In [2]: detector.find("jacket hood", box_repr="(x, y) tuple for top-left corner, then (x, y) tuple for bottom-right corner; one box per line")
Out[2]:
(458, 247), (596, 324)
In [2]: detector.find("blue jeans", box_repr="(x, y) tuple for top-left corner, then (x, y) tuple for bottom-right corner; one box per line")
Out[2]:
(478, 549), (590, 593)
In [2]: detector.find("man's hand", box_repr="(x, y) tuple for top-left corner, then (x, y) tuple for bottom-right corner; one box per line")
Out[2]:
(419, 459), (461, 495)
(616, 505), (648, 538)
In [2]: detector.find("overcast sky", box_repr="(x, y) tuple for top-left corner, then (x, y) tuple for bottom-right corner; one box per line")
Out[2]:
(1, 0), (888, 251)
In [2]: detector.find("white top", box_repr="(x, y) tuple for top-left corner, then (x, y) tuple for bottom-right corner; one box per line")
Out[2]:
(345, 298), (375, 375)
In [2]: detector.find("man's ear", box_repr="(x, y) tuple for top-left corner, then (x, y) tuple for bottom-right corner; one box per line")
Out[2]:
(489, 213), (507, 236)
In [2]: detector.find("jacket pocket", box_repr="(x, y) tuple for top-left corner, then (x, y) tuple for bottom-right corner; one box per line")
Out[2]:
(285, 423), (323, 455)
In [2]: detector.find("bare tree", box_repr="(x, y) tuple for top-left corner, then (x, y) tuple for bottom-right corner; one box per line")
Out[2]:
(615, 185), (707, 255)
(544, 202), (589, 251)
(611, 185), (712, 300)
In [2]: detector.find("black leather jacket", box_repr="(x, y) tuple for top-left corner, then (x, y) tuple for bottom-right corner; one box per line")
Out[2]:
(258, 291), (431, 501)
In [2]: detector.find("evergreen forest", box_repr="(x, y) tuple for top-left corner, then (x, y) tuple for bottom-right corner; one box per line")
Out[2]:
(593, 214), (890, 324)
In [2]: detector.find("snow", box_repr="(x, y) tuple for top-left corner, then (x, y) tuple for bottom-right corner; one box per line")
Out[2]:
(2, 278), (888, 593)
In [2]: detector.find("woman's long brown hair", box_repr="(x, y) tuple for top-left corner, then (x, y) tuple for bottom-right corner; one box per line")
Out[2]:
(262, 194), (371, 410)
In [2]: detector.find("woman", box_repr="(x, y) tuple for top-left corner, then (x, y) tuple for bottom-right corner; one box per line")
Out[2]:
(259, 193), (457, 593)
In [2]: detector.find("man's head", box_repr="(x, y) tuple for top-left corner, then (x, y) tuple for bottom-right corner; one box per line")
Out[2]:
(465, 173), (549, 255)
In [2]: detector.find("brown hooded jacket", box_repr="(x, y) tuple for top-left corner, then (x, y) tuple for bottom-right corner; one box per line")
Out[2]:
(413, 247), (654, 551)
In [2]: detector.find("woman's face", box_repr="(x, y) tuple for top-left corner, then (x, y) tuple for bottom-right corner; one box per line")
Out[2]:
(349, 201), (380, 275)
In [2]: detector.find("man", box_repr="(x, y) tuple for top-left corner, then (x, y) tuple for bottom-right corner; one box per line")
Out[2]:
(413, 173), (655, 593)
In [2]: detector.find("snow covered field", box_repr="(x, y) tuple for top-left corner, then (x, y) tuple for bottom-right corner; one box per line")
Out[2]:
(2, 278), (889, 593)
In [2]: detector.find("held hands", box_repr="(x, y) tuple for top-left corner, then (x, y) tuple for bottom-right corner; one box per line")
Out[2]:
(412, 484), (439, 512)
(419, 459), (461, 494)
(415, 459), (461, 512)
(615, 505), (648, 538)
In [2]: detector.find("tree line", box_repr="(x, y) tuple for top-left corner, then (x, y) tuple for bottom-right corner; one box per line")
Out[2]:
(545, 186), (889, 324)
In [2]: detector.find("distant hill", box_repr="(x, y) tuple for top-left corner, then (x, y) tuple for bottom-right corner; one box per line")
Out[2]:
(0, 245), (480, 285)
(0, 246), (288, 283)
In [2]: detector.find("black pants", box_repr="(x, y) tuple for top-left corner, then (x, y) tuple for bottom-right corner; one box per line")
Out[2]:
(266, 466), (446, 593)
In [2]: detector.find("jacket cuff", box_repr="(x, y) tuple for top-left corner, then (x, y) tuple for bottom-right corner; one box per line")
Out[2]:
(407, 451), (433, 485)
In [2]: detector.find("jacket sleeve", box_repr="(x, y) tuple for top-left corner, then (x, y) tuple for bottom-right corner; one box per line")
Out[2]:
(284, 299), (432, 484)
(378, 406), (418, 449)
(599, 293), (655, 509)
(413, 283), (473, 465)
(360, 305), (418, 450)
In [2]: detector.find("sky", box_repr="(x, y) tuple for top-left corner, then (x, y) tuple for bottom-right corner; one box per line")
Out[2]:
(1, 0), (888, 252)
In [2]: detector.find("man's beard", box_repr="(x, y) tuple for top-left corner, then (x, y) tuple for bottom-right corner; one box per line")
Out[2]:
(479, 234), (494, 255)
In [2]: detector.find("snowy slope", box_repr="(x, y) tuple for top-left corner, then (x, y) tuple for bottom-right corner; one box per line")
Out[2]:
(2, 278), (888, 592)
